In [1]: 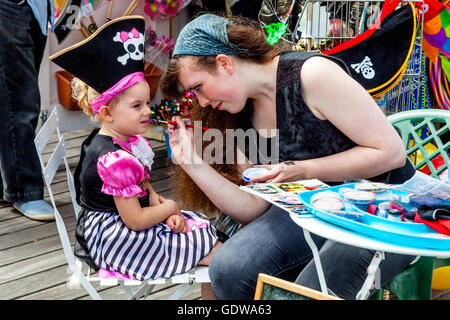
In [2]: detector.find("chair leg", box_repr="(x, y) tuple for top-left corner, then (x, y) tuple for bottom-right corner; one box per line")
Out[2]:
(169, 283), (192, 300)
(124, 282), (155, 300)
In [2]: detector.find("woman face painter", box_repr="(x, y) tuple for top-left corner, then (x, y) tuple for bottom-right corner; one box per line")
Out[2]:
(161, 14), (416, 299)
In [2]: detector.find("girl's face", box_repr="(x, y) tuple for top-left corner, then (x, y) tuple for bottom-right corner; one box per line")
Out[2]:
(177, 56), (247, 114)
(108, 81), (151, 137)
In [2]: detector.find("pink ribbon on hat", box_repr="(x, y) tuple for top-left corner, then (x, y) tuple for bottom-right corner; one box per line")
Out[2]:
(90, 71), (146, 114)
(119, 28), (140, 42)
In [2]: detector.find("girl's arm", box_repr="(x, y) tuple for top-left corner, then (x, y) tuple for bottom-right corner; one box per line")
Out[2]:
(253, 56), (406, 183)
(168, 117), (271, 225)
(97, 150), (181, 231)
(142, 180), (162, 206)
(114, 194), (181, 231)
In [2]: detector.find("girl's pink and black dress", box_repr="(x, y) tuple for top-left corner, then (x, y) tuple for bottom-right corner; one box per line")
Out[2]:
(73, 129), (217, 281)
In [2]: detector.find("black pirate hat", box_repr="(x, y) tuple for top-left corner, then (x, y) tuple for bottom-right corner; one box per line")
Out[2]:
(325, 3), (416, 97)
(50, 16), (146, 112)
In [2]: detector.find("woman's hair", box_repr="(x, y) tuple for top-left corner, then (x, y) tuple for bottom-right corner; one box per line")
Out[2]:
(161, 14), (285, 100)
(161, 14), (287, 215)
(71, 77), (101, 120)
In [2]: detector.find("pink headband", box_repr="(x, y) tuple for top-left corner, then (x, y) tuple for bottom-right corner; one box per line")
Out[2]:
(90, 71), (146, 114)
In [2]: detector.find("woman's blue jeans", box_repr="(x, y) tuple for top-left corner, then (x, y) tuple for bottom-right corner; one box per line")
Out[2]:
(0, 1), (47, 202)
(209, 205), (415, 300)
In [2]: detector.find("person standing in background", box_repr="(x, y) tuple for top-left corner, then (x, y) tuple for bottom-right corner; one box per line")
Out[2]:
(0, 0), (55, 221)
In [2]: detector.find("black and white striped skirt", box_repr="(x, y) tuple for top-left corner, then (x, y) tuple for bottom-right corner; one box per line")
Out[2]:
(82, 210), (218, 281)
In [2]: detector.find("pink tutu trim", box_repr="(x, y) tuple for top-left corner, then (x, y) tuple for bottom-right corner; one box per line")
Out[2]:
(90, 72), (146, 114)
(184, 219), (208, 232)
(98, 268), (136, 281)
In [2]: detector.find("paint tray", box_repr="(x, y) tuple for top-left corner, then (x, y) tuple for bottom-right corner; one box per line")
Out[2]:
(298, 184), (450, 250)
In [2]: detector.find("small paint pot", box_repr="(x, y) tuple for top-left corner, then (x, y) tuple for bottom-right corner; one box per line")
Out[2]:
(311, 191), (345, 212)
(344, 179), (371, 184)
(366, 204), (378, 215)
(355, 182), (387, 193)
(387, 208), (402, 221)
(338, 187), (354, 196)
(377, 201), (391, 219)
(343, 191), (376, 205)
(242, 168), (270, 182)
(375, 191), (401, 202)
(404, 208), (417, 223)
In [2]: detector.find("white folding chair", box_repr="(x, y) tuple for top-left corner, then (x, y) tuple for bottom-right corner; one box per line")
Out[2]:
(34, 107), (210, 300)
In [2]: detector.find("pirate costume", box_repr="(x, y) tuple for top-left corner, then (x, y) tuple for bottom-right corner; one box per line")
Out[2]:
(50, 16), (217, 281)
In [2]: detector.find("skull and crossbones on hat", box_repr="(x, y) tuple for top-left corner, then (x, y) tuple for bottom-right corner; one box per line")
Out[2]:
(113, 28), (145, 65)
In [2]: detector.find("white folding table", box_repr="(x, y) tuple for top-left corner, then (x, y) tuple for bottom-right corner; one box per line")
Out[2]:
(290, 213), (450, 300)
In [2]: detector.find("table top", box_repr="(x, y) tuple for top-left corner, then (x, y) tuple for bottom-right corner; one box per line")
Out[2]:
(290, 213), (450, 258)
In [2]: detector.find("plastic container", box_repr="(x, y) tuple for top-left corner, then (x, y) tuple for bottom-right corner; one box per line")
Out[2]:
(355, 182), (387, 193)
(377, 201), (390, 219)
(338, 187), (354, 196)
(242, 168), (270, 182)
(409, 195), (443, 208)
(310, 191), (345, 211)
(404, 209), (417, 223)
(387, 208), (402, 221)
(375, 191), (401, 202)
(343, 190), (376, 205)
(311, 191), (363, 221)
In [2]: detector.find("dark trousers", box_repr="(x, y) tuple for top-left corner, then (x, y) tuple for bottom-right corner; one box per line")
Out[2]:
(0, 0), (47, 202)
(209, 205), (415, 300)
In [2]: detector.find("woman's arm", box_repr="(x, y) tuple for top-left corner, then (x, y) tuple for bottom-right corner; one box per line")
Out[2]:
(254, 56), (406, 183)
(298, 56), (406, 181)
(114, 194), (181, 231)
(168, 117), (271, 224)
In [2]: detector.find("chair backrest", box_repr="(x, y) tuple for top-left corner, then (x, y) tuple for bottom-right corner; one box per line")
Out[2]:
(388, 109), (450, 180)
(34, 107), (102, 299)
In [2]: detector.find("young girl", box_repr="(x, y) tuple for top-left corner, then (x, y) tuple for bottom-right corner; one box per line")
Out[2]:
(49, 17), (219, 292)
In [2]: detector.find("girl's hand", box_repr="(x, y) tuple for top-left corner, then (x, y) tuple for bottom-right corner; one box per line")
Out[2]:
(159, 195), (181, 215)
(250, 161), (302, 183)
(165, 214), (187, 233)
(144, 181), (161, 207)
(168, 116), (200, 165)
(149, 192), (161, 206)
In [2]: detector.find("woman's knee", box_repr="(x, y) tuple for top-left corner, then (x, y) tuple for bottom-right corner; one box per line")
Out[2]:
(208, 240), (259, 299)
(209, 241), (248, 285)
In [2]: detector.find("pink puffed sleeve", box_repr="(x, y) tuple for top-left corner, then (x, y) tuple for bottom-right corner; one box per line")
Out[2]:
(97, 149), (144, 197)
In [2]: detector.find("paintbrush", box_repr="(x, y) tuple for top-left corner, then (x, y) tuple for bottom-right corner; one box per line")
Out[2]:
(150, 120), (210, 130)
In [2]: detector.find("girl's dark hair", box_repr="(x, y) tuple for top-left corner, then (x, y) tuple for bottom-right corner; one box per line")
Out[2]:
(161, 14), (287, 215)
